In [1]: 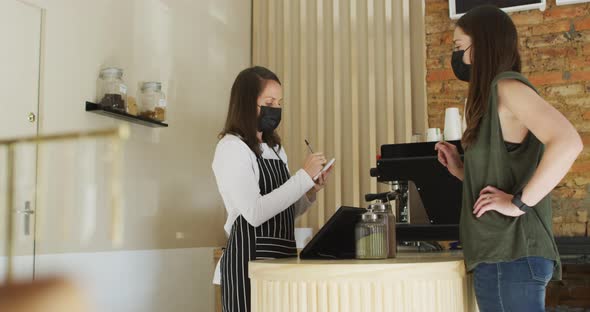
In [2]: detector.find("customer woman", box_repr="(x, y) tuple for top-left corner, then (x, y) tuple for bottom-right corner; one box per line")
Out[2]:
(213, 66), (331, 312)
(435, 5), (583, 312)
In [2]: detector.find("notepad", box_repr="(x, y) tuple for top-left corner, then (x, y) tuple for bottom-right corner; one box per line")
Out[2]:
(313, 158), (335, 181)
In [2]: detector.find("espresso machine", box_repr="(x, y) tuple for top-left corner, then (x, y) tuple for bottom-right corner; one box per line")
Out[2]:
(299, 141), (465, 259)
(370, 140), (465, 242)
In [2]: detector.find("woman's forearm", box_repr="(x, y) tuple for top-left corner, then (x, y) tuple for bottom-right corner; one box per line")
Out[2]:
(521, 137), (583, 206)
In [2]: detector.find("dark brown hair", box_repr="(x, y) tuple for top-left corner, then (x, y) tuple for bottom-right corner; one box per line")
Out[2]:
(457, 5), (521, 148)
(219, 66), (282, 156)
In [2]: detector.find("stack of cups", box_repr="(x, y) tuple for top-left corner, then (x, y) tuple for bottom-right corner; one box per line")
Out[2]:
(444, 107), (463, 141)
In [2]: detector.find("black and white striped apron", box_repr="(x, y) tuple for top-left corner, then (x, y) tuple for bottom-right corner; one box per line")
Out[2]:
(220, 155), (298, 312)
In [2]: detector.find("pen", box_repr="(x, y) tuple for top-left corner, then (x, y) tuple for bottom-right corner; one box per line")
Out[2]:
(305, 139), (314, 154)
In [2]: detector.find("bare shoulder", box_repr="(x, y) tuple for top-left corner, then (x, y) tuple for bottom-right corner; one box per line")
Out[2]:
(497, 79), (533, 96)
(497, 78), (543, 111)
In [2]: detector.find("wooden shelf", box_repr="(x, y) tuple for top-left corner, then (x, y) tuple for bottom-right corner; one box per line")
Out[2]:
(85, 102), (168, 128)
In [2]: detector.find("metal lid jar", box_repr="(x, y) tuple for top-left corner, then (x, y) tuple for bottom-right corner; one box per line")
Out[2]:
(138, 82), (166, 121)
(97, 67), (128, 112)
(355, 208), (388, 259)
(370, 200), (397, 258)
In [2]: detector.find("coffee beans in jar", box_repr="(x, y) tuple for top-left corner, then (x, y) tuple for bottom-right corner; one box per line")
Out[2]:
(97, 68), (128, 112)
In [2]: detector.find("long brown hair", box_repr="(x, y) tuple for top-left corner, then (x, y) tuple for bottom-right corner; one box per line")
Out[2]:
(219, 66), (282, 156)
(457, 5), (521, 148)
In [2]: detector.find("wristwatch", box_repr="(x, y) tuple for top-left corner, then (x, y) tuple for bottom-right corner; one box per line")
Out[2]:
(512, 191), (532, 213)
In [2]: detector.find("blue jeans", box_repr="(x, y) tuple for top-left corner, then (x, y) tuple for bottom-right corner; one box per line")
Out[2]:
(474, 257), (554, 312)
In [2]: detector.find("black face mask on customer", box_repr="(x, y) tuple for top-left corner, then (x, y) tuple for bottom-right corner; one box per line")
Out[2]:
(258, 106), (282, 132)
(451, 48), (472, 82)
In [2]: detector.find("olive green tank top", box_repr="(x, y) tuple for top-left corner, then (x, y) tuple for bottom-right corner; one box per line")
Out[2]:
(461, 71), (561, 280)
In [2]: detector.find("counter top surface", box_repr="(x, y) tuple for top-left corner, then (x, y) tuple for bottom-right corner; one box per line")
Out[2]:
(251, 250), (465, 266)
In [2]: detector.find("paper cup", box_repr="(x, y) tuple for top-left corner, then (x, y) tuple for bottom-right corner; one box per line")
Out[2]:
(426, 128), (442, 142)
(444, 108), (462, 141)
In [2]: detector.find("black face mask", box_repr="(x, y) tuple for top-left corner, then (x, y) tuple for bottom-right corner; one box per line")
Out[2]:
(451, 48), (471, 82)
(258, 106), (282, 132)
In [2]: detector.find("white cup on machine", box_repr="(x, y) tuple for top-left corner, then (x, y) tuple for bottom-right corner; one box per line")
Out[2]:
(426, 128), (442, 142)
(444, 107), (463, 141)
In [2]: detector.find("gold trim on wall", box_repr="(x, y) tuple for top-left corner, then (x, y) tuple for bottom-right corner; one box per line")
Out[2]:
(253, 0), (427, 231)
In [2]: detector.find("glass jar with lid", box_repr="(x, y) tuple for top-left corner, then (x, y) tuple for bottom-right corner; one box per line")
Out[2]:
(369, 200), (397, 258)
(355, 208), (388, 260)
(138, 82), (166, 121)
(97, 67), (128, 112)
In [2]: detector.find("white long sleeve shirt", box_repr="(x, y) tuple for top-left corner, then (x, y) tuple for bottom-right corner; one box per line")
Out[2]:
(212, 134), (316, 236)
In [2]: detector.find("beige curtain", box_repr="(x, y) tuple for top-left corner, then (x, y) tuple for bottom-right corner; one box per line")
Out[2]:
(252, 0), (427, 231)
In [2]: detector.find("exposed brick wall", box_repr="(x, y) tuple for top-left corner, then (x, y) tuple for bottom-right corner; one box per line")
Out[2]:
(425, 0), (590, 237)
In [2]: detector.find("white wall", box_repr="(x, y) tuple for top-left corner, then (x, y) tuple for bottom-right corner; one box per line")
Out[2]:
(33, 0), (250, 251)
(2, 0), (250, 311)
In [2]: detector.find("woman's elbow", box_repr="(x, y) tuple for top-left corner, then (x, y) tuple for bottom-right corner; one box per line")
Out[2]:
(549, 130), (584, 156)
(570, 131), (584, 156)
(241, 207), (265, 227)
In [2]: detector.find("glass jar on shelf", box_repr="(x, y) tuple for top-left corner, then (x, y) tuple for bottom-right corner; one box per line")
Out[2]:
(97, 67), (128, 112)
(138, 82), (166, 122)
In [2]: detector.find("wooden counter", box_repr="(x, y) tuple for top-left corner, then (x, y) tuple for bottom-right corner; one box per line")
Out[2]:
(249, 251), (478, 312)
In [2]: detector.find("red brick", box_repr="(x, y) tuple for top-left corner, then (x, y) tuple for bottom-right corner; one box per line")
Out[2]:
(426, 31), (453, 46)
(517, 25), (532, 36)
(536, 47), (577, 58)
(583, 111), (590, 120)
(570, 57), (590, 69)
(545, 84), (585, 97)
(445, 80), (469, 94)
(426, 57), (442, 69)
(570, 71), (590, 82)
(571, 160), (590, 172)
(532, 20), (571, 36)
(427, 81), (443, 94)
(425, 20), (452, 35)
(523, 57), (565, 73)
(511, 12), (544, 26)
(575, 17), (590, 32)
(426, 69), (455, 82)
(566, 97), (590, 108)
(526, 33), (570, 48)
(529, 72), (565, 85)
(427, 44), (452, 59)
(544, 6), (588, 21)
(425, 1), (448, 14)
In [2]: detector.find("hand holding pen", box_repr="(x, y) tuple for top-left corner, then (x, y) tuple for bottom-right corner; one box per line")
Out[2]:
(302, 139), (327, 179)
